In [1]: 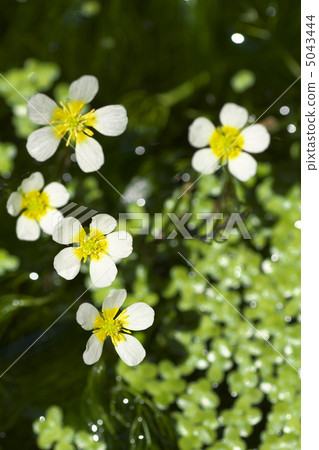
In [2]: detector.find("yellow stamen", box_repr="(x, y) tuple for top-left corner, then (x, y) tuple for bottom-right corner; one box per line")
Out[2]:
(21, 190), (51, 221)
(210, 125), (244, 162)
(74, 228), (108, 262)
(93, 308), (130, 345)
(51, 100), (96, 145)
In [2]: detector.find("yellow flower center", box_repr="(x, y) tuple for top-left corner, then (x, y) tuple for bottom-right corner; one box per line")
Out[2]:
(93, 308), (130, 345)
(74, 228), (108, 263)
(51, 100), (96, 145)
(210, 125), (244, 162)
(21, 190), (51, 221)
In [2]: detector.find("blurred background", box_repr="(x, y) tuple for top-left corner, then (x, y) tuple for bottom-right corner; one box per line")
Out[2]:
(0, 0), (300, 449)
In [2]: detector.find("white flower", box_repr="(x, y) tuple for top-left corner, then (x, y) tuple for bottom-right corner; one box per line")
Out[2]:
(76, 289), (155, 366)
(189, 103), (270, 182)
(26, 75), (128, 173)
(53, 214), (133, 288)
(6, 172), (69, 241)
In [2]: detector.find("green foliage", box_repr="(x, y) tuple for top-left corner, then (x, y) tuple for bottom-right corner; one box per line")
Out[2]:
(230, 70), (256, 94)
(0, 249), (19, 276)
(0, 0), (300, 449)
(33, 406), (105, 450)
(0, 143), (17, 177)
(113, 168), (301, 450)
(0, 60), (60, 138)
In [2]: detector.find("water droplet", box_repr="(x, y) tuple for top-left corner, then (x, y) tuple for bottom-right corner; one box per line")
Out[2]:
(136, 198), (145, 207)
(29, 272), (39, 280)
(182, 173), (190, 182)
(279, 106), (290, 115)
(62, 173), (72, 182)
(287, 124), (296, 133)
(231, 33), (245, 44)
(135, 146), (145, 155)
(266, 6), (277, 17)
(284, 346), (293, 355)
(260, 382), (272, 393)
(261, 260), (272, 274)
(196, 359), (208, 370)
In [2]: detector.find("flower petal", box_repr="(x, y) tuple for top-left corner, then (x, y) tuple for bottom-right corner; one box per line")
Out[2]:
(114, 334), (146, 366)
(228, 152), (257, 182)
(26, 127), (60, 162)
(83, 334), (104, 365)
(39, 208), (63, 235)
(16, 215), (40, 241)
(20, 172), (44, 193)
(7, 192), (23, 216)
(53, 217), (83, 245)
(188, 117), (215, 148)
(191, 148), (220, 175)
(69, 75), (99, 103)
(102, 289), (127, 312)
(89, 255), (118, 288)
(43, 182), (70, 207)
(93, 105), (128, 136)
(241, 124), (270, 153)
(125, 303), (155, 331)
(53, 247), (81, 280)
(76, 303), (100, 330)
(90, 214), (117, 235)
(106, 231), (133, 260)
(219, 103), (248, 129)
(28, 93), (58, 125)
(75, 136), (104, 173)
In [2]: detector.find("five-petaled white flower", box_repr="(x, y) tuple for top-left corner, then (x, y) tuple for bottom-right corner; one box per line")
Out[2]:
(6, 172), (69, 241)
(27, 75), (128, 173)
(53, 214), (132, 288)
(76, 289), (155, 366)
(189, 103), (270, 182)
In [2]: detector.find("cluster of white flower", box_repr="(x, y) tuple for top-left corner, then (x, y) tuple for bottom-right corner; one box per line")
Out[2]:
(6, 75), (154, 367)
(6, 76), (271, 367)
